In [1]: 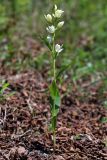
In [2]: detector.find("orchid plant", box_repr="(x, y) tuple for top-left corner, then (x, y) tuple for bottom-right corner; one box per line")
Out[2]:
(43, 5), (64, 148)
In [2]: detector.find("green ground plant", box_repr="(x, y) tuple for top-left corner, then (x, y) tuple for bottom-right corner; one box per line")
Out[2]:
(43, 4), (65, 149)
(0, 80), (9, 101)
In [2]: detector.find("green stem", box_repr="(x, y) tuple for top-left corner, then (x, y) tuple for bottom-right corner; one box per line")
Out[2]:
(53, 59), (56, 82)
(51, 116), (56, 151)
(52, 33), (56, 81)
(52, 32), (56, 150)
(53, 128), (56, 151)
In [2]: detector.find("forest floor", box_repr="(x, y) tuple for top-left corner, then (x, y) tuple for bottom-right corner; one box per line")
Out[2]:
(0, 39), (107, 160)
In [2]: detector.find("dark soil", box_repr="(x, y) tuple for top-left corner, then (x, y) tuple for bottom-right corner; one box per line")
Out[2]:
(0, 40), (107, 160)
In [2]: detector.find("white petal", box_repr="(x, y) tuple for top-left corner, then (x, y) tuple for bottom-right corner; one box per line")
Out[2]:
(59, 48), (63, 53)
(46, 26), (55, 33)
(54, 10), (64, 18)
(55, 4), (57, 11)
(55, 44), (63, 53)
(45, 14), (52, 22)
(57, 21), (64, 28)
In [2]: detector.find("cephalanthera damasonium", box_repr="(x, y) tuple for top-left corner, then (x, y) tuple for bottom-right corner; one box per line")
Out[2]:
(43, 4), (64, 149)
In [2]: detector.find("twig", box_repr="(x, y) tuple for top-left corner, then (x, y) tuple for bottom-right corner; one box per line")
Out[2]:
(11, 129), (31, 139)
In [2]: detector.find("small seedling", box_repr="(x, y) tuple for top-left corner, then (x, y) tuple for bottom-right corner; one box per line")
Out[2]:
(0, 80), (13, 101)
(43, 4), (65, 149)
(100, 117), (107, 123)
(100, 101), (107, 123)
(103, 101), (107, 109)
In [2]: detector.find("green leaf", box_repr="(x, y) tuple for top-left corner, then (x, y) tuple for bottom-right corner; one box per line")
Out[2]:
(49, 96), (59, 117)
(0, 82), (9, 95)
(49, 80), (61, 107)
(103, 101), (107, 109)
(2, 82), (9, 91)
(49, 116), (57, 132)
(49, 80), (61, 120)
(40, 36), (52, 51)
(56, 62), (72, 80)
(100, 117), (107, 123)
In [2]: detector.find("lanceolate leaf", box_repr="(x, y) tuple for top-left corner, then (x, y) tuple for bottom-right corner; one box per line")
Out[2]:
(56, 62), (72, 80)
(0, 82), (9, 95)
(51, 116), (57, 132)
(49, 96), (59, 117)
(49, 80), (61, 107)
(100, 117), (107, 123)
(40, 36), (52, 51)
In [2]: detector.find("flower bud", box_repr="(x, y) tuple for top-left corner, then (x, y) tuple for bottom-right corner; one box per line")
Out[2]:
(47, 35), (52, 43)
(55, 5), (57, 11)
(57, 21), (64, 28)
(54, 9), (64, 18)
(46, 25), (55, 34)
(45, 14), (52, 22)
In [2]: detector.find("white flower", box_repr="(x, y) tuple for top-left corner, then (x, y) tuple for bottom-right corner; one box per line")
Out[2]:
(55, 4), (57, 11)
(57, 21), (64, 28)
(46, 25), (55, 33)
(55, 44), (63, 53)
(47, 35), (52, 43)
(45, 14), (52, 22)
(53, 9), (64, 18)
